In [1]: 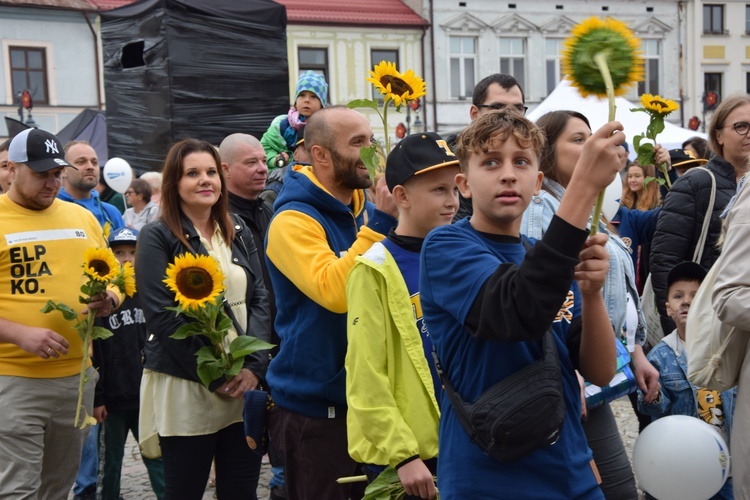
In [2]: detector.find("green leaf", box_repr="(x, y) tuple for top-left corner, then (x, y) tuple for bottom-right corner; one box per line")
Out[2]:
(632, 134), (644, 151)
(226, 356), (244, 379)
(91, 326), (114, 341)
(359, 145), (379, 181)
(216, 315), (234, 334)
(229, 335), (275, 359)
(348, 99), (379, 110)
(40, 300), (80, 322)
(195, 346), (225, 388)
(170, 322), (206, 340)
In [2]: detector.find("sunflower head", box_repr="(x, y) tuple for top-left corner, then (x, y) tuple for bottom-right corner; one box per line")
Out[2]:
(367, 61), (427, 107)
(102, 222), (111, 242)
(83, 247), (120, 283)
(639, 93), (679, 116)
(163, 253), (225, 311)
(119, 262), (137, 297)
(562, 17), (644, 98)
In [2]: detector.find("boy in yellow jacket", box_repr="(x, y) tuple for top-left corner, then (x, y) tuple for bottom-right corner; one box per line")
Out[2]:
(345, 132), (460, 499)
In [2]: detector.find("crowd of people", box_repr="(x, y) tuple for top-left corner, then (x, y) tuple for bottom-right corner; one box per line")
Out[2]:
(1, 69), (749, 500)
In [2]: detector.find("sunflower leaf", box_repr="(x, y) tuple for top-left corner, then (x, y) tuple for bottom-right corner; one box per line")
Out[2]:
(216, 315), (234, 334)
(348, 99), (379, 110)
(91, 326), (114, 341)
(229, 335), (275, 359)
(195, 346), (225, 387)
(170, 322), (205, 340)
(226, 356), (244, 379)
(40, 300), (80, 322)
(359, 145), (379, 181)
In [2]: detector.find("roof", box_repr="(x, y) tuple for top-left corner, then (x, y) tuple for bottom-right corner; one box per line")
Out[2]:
(276, 0), (427, 28)
(86, 0), (136, 9)
(0, 0), (97, 10)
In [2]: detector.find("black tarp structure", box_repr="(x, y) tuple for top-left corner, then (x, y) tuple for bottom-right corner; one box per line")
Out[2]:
(4, 117), (30, 140)
(101, 0), (289, 173)
(56, 109), (108, 164)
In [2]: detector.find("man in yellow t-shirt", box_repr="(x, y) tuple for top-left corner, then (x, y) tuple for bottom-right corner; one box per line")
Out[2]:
(0, 128), (120, 498)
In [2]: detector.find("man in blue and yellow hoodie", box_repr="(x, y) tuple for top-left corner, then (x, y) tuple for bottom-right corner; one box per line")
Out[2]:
(265, 106), (398, 500)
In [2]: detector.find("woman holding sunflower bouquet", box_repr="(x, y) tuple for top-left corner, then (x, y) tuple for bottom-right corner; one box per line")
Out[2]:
(135, 138), (271, 499)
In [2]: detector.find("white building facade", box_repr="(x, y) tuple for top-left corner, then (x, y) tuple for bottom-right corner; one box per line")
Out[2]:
(420, 0), (683, 134)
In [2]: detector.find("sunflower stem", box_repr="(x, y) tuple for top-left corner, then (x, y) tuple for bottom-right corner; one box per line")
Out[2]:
(382, 100), (390, 156)
(659, 162), (672, 189)
(74, 311), (94, 427)
(589, 52), (617, 237)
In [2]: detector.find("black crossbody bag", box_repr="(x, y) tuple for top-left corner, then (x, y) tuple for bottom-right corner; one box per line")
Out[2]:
(433, 330), (566, 462)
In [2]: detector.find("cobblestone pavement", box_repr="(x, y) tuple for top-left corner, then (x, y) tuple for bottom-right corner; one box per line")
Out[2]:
(76, 397), (640, 499)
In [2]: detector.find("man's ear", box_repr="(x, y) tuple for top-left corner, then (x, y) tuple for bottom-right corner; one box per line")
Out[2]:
(455, 171), (471, 199)
(220, 162), (230, 177)
(7, 161), (18, 179)
(310, 144), (328, 165)
(469, 105), (480, 121)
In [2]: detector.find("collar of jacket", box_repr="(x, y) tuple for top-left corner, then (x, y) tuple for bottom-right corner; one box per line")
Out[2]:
(178, 214), (245, 249)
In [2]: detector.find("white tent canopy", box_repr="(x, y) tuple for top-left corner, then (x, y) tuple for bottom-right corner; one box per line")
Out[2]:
(527, 79), (706, 158)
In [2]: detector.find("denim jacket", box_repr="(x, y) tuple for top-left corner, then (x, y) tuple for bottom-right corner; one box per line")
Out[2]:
(521, 179), (646, 347)
(638, 332), (736, 437)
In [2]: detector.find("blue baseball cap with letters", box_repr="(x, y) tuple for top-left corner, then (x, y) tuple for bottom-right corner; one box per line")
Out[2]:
(8, 128), (69, 172)
(108, 227), (139, 248)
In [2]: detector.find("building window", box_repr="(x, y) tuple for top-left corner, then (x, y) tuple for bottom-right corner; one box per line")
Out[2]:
(638, 39), (660, 96)
(371, 49), (399, 100)
(545, 38), (564, 95)
(9, 46), (48, 105)
(746, 4), (750, 34)
(705, 72), (723, 101)
(449, 36), (477, 100)
(746, 72), (750, 94)
(703, 4), (725, 34)
(499, 38), (525, 90)
(298, 47), (330, 103)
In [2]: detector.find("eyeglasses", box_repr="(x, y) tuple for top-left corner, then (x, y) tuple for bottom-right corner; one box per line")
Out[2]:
(726, 121), (750, 136)
(476, 103), (528, 115)
(124, 190), (134, 195)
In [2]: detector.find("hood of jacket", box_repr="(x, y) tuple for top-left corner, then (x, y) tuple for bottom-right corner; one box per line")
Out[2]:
(274, 164), (368, 219)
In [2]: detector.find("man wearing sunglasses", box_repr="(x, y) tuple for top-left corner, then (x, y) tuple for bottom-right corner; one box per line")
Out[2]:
(450, 74), (526, 221)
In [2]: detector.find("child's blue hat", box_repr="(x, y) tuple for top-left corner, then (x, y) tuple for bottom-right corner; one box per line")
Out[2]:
(295, 70), (328, 108)
(108, 227), (139, 248)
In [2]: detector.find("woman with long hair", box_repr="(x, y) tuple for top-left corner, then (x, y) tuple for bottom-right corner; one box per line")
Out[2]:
(650, 94), (750, 335)
(521, 110), (660, 499)
(135, 139), (271, 499)
(621, 162), (661, 211)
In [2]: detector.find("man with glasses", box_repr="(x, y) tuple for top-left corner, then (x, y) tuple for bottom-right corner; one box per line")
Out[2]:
(449, 74), (526, 221)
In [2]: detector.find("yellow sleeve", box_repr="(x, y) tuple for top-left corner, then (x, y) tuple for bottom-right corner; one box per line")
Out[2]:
(345, 261), (420, 466)
(266, 210), (385, 314)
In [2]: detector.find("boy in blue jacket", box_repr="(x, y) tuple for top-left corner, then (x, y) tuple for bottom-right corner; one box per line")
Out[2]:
(638, 261), (735, 499)
(420, 110), (621, 498)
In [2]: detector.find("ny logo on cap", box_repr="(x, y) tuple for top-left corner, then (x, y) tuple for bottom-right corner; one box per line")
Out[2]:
(45, 139), (59, 155)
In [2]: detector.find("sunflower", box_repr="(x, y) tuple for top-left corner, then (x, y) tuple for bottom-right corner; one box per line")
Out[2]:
(102, 222), (111, 242)
(119, 261), (137, 298)
(562, 17), (644, 98)
(163, 253), (225, 310)
(367, 61), (427, 107)
(639, 93), (679, 116)
(82, 247), (120, 283)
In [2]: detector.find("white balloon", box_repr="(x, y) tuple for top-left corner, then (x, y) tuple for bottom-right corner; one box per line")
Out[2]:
(601, 173), (623, 221)
(102, 157), (133, 194)
(633, 415), (730, 500)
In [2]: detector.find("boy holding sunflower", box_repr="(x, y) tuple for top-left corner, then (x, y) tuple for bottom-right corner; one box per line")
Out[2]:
(419, 110), (621, 498)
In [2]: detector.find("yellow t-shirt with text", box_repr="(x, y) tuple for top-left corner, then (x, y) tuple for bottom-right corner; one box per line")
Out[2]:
(0, 195), (108, 378)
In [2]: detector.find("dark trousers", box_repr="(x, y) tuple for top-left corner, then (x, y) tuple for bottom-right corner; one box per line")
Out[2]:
(102, 409), (165, 500)
(277, 406), (365, 500)
(583, 402), (639, 500)
(159, 422), (261, 500)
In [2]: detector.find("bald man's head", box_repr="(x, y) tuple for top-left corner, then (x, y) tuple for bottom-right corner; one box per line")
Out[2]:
(219, 134), (263, 166)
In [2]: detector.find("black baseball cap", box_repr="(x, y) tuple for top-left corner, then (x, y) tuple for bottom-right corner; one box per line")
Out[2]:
(108, 227), (139, 248)
(669, 149), (708, 170)
(8, 128), (69, 172)
(385, 132), (460, 192)
(667, 261), (707, 290)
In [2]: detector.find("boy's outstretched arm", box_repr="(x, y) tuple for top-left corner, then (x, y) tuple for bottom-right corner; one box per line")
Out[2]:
(557, 121), (625, 230)
(575, 233), (617, 387)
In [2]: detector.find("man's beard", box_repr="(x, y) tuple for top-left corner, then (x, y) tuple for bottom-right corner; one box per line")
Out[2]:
(330, 150), (373, 191)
